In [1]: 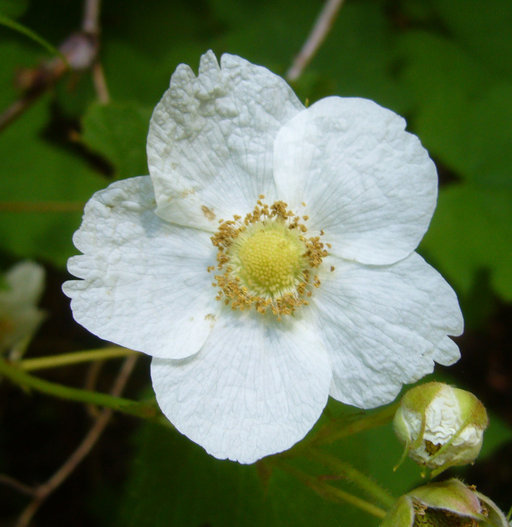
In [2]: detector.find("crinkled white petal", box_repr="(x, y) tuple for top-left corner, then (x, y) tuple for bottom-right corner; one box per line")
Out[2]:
(273, 97), (438, 265)
(63, 176), (219, 360)
(151, 312), (331, 463)
(147, 50), (304, 231)
(312, 252), (463, 408)
(431, 335), (461, 366)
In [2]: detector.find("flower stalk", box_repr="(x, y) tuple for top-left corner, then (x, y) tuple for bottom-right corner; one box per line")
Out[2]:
(19, 346), (136, 371)
(307, 448), (396, 508)
(280, 462), (387, 519)
(0, 357), (161, 421)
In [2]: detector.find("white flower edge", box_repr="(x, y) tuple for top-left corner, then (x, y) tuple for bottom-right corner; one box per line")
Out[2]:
(147, 50), (304, 231)
(273, 96), (438, 265)
(313, 252), (463, 409)
(151, 311), (331, 463)
(63, 176), (220, 360)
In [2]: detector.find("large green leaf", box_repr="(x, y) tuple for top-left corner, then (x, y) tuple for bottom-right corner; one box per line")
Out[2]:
(431, 0), (512, 80)
(81, 102), (152, 180)
(0, 100), (107, 266)
(111, 397), (430, 527)
(422, 184), (512, 301)
(397, 32), (488, 176)
(0, 40), (107, 267)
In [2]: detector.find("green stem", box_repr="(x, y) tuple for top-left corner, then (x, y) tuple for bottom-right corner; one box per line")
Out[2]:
(20, 347), (136, 371)
(280, 462), (387, 519)
(0, 357), (161, 422)
(308, 448), (395, 508)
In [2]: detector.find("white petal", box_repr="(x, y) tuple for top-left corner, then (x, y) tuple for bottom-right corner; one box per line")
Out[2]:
(312, 252), (463, 408)
(147, 51), (304, 230)
(151, 312), (331, 463)
(3, 261), (45, 306)
(432, 335), (461, 367)
(273, 97), (438, 265)
(0, 261), (46, 352)
(63, 176), (219, 360)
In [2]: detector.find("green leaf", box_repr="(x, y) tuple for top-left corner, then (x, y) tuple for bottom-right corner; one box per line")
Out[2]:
(82, 102), (152, 180)
(431, 0), (512, 80)
(0, 92), (107, 267)
(480, 411), (512, 460)
(211, 0), (409, 113)
(109, 398), (429, 527)
(459, 83), (512, 190)
(111, 424), (363, 526)
(421, 184), (512, 301)
(398, 31), (512, 190)
(397, 32), (488, 177)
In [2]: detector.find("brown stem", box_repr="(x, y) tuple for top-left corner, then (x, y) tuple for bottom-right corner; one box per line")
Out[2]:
(286, 0), (346, 82)
(0, 475), (36, 497)
(92, 61), (110, 104)
(15, 354), (138, 527)
(82, 0), (110, 103)
(82, 0), (101, 34)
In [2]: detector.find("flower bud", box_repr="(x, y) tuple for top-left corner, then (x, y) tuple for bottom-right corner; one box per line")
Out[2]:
(381, 479), (509, 527)
(393, 382), (488, 474)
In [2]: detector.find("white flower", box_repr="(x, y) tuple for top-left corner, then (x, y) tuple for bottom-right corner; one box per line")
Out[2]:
(63, 51), (463, 463)
(0, 261), (45, 355)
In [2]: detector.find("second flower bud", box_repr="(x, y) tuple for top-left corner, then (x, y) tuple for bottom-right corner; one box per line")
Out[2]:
(393, 382), (488, 474)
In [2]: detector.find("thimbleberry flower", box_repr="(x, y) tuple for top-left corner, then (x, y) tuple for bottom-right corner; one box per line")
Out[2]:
(64, 51), (463, 463)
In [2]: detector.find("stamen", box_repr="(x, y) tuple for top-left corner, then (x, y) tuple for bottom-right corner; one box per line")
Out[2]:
(209, 199), (329, 317)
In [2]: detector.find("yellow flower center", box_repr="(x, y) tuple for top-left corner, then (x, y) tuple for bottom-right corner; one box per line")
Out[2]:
(209, 197), (330, 317)
(235, 223), (305, 296)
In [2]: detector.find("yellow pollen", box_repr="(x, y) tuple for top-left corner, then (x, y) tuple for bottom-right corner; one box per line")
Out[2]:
(209, 199), (330, 317)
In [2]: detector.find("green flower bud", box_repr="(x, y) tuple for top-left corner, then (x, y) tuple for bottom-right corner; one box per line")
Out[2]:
(381, 479), (509, 527)
(393, 382), (488, 475)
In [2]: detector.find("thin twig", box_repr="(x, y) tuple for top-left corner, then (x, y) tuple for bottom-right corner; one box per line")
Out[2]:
(82, 0), (101, 34)
(0, 475), (36, 497)
(279, 462), (387, 519)
(15, 354), (138, 527)
(92, 61), (110, 104)
(0, 357), (158, 420)
(0, 0), (105, 134)
(82, 0), (110, 103)
(286, 0), (346, 82)
(20, 346), (136, 371)
(84, 358), (104, 418)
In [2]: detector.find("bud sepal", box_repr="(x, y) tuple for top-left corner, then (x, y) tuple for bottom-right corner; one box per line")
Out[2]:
(381, 479), (509, 527)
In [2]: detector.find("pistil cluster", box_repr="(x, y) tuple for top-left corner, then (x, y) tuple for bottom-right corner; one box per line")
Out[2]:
(209, 197), (328, 317)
